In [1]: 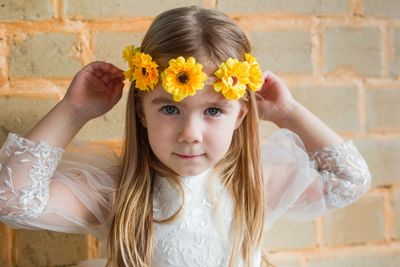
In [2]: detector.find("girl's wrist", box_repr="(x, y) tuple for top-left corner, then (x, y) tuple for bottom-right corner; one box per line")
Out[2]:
(271, 100), (302, 127)
(57, 100), (91, 127)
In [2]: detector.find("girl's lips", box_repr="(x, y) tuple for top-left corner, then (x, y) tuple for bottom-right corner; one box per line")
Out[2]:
(174, 153), (204, 159)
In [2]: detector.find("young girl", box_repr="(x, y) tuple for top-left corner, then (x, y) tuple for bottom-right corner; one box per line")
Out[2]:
(0, 5), (371, 267)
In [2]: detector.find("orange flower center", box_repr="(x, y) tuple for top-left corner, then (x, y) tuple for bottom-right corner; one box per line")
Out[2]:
(177, 71), (189, 84)
(231, 76), (238, 86)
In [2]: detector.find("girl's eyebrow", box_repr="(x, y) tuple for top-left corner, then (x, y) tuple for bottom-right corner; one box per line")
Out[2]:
(151, 96), (233, 108)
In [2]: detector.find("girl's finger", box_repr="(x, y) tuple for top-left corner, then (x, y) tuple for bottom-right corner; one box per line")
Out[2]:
(262, 70), (271, 82)
(109, 70), (124, 80)
(110, 79), (124, 97)
(89, 61), (115, 74)
(101, 75), (112, 84)
(110, 65), (124, 74)
(89, 61), (109, 71)
(95, 70), (103, 79)
(260, 73), (272, 91)
(98, 62), (113, 72)
(108, 76), (124, 89)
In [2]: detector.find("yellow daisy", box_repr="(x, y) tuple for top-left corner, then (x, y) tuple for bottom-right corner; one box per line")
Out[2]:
(122, 45), (140, 63)
(122, 45), (141, 81)
(131, 52), (159, 91)
(161, 56), (208, 102)
(245, 53), (263, 92)
(213, 58), (250, 100)
(122, 45), (159, 91)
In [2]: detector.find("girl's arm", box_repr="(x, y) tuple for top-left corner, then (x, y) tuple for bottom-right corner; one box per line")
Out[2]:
(0, 61), (124, 238)
(256, 71), (344, 151)
(272, 101), (345, 152)
(24, 100), (88, 148)
(258, 71), (371, 229)
(24, 61), (124, 148)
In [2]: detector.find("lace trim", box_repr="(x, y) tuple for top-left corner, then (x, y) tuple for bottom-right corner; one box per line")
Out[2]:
(0, 133), (64, 220)
(307, 140), (371, 208)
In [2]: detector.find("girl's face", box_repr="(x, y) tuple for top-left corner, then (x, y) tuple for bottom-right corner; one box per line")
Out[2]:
(139, 84), (248, 177)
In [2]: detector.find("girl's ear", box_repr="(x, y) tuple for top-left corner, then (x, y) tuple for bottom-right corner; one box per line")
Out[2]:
(139, 113), (147, 128)
(234, 102), (248, 130)
(135, 100), (147, 128)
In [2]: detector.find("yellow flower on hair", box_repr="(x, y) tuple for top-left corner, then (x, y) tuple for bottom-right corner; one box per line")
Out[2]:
(122, 45), (140, 63)
(161, 56), (208, 102)
(131, 52), (159, 91)
(245, 53), (263, 92)
(122, 45), (159, 91)
(122, 45), (140, 81)
(213, 58), (250, 100)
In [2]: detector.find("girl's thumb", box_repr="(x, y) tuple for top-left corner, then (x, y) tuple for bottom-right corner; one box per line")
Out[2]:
(261, 70), (273, 90)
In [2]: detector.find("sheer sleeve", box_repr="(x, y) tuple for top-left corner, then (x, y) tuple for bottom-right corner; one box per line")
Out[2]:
(0, 132), (120, 240)
(262, 128), (371, 231)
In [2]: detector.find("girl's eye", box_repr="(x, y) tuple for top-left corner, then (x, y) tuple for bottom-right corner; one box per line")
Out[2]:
(159, 106), (223, 117)
(160, 105), (178, 115)
(205, 107), (222, 117)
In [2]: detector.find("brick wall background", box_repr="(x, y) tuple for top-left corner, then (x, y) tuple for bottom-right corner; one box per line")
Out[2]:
(0, 0), (399, 266)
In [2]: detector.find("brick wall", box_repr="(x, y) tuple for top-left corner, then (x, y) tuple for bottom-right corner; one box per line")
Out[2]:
(0, 0), (399, 266)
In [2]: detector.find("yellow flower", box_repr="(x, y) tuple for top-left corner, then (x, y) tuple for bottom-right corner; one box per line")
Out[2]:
(161, 56), (208, 102)
(122, 45), (159, 91)
(122, 45), (140, 81)
(213, 58), (250, 100)
(131, 52), (159, 91)
(245, 53), (263, 92)
(122, 45), (140, 64)
(123, 68), (133, 82)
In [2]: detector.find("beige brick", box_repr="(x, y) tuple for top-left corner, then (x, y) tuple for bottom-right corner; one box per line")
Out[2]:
(14, 229), (88, 267)
(292, 86), (359, 132)
(0, 34), (6, 55)
(307, 247), (400, 267)
(0, 35), (6, 81)
(267, 253), (303, 267)
(392, 28), (400, 76)
(323, 28), (382, 76)
(94, 32), (145, 70)
(65, 0), (203, 19)
(366, 88), (400, 130)
(0, 0), (52, 21)
(10, 33), (82, 77)
(364, 0), (400, 18)
(74, 89), (128, 141)
(355, 138), (400, 187)
(392, 190), (400, 239)
(0, 96), (58, 144)
(263, 218), (316, 251)
(251, 31), (312, 73)
(217, 0), (348, 15)
(0, 223), (12, 267)
(322, 193), (385, 246)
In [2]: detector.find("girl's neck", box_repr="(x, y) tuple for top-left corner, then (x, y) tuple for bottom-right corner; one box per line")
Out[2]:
(181, 167), (214, 180)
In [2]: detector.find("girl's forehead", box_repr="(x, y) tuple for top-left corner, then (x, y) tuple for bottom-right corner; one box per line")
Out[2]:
(145, 84), (237, 108)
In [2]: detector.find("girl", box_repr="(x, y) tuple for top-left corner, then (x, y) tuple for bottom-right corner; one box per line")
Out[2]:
(0, 5), (371, 267)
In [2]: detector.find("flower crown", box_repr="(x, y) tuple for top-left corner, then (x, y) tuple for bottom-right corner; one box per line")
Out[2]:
(122, 45), (263, 102)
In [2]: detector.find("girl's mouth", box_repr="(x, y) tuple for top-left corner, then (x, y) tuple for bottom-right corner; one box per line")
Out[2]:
(174, 153), (204, 159)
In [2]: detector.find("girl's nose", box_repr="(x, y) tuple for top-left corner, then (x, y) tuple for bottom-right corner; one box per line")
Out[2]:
(177, 116), (203, 144)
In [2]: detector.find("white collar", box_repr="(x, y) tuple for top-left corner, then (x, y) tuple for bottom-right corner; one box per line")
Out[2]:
(181, 167), (214, 181)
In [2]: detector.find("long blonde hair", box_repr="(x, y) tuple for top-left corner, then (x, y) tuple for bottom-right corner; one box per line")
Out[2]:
(106, 6), (273, 267)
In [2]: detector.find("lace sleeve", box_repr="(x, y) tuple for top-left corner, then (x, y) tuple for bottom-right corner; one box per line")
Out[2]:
(0, 132), (119, 240)
(262, 128), (371, 231)
(305, 140), (371, 208)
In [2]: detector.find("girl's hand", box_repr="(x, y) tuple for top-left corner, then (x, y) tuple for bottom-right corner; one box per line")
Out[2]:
(62, 61), (125, 122)
(255, 71), (298, 123)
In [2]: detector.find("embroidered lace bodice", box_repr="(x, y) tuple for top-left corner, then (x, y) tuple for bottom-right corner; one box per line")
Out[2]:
(0, 128), (371, 267)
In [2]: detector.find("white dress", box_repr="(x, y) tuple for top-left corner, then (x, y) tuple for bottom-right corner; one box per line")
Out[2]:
(0, 128), (372, 267)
